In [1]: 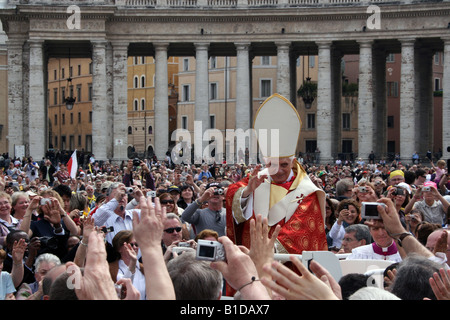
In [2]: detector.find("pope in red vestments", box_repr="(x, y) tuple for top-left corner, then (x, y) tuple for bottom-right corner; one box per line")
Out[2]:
(226, 157), (328, 255)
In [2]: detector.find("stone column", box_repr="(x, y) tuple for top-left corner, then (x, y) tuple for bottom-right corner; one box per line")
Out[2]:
(235, 42), (251, 131)
(399, 39), (416, 164)
(6, 39), (25, 157)
(111, 41), (129, 162)
(372, 48), (387, 159)
(316, 41), (333, 164)
(442, 39), (450, 160)
(28, 39), (46, 159)
(91, 40), (109, 161)
(415, 47), (433, 155)
(154, 42), (169, 160)
(276, 41), (291, 99)
(194, 42), (210, 160)
(357, 40), (374, 161)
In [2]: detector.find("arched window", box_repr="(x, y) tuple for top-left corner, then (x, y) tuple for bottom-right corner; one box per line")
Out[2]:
(134, 76), (139, 88)
(148, 126), (153, 134)
(128, 126), (132, 134)
(141, 75), (146, 88)
(134, 99), (138, 111)
(141, 99), (145, 111)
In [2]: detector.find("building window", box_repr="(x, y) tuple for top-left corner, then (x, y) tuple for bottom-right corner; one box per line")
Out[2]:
(128, 126), (132, 134)
(70, 113), (73, 124)
(183, 58), (189, 71)
(387, 82), (398, 97)
(134, 76), (139, 88)
(261, 79), (271, 98)
(386, 53), (395, 63)
(141, 75), (146, 88)
(78, 112), (81, 123)
(141, 99), (145, 111)
(342, 140), (352, 154)
(77, 85), (82, 102)
(261, 56), (270, 65)
(88, 84), (92, 101)
(305, 140), (317, 153)
(210, 115), (216, 129)
(435, 78), (441, 91)
(210, 83), (218, 100)
(309, 56), (315, 68)
(307, 114), (315, 129)
(53, 88), (58, 105)
(62, 114), (65, 125)
(78, 135), (82, 146)
(434, 52), (440, 65)
(210, 56), (217, 69)
(182, 116), (188, 130)
(89, 111), (92, 123)
(134, 99), (139, 111)
(148, 126), (152, 134)
(54, 136), (58, 149)
(387, 116), (394, 128)
(61, 87), (66, 104)
(61, 68), (65, 79)
(182, 85), (190, 102)
(89, 62), (93, 74)
(78, 65), (81, 76)
(342, 113), (351, 130)
(54, 69), (57, 80)
(54, 114), (57, 126)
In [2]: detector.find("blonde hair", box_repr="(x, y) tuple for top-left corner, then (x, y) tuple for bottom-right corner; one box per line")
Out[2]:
(437, 160), (446, 168)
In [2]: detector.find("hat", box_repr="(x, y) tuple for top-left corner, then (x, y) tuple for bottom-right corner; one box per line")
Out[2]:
(424, 181), (437, 189)
(167, 185), (180, 194)
(389, 170), (404, 179)
(317, 171), (326, 178)
(253, 93), (301, 159)
(206, 182), (223, 189)
(101, 181), (113, 191)
(395, 182), (412, 195)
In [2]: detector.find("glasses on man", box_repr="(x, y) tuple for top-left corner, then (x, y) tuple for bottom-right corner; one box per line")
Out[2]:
(164, 227), (182, 233)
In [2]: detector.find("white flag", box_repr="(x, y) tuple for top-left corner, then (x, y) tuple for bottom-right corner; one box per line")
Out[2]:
(67, 150), (78, 179)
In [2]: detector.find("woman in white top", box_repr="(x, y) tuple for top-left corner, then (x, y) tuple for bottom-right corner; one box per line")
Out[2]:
(112, 230), (146, 300)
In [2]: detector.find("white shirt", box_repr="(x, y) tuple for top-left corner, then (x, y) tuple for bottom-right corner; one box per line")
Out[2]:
(117, 259), (146, 300)
(92, 198), (140, 244)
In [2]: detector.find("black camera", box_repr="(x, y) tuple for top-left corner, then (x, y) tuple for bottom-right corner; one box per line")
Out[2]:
(101, 226), (114, 233)
(214, 188), (224, 195)
(38, 236), (58, 250)
(133, 158), (141, 167)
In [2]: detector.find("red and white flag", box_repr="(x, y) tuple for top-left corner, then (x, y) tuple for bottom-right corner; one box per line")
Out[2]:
(67, 150), (78, 179)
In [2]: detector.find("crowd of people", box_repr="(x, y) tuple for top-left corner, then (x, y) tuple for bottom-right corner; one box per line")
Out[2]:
(0, 151), (450, 301)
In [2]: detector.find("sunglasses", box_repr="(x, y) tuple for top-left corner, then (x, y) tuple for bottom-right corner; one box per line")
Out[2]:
(161, 199), (174, 204)
(164, 227), (182, 233)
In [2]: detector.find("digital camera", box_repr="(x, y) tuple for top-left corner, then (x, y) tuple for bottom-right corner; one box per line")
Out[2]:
(361, 202), (385, 220)
(196, 239), (226, 262)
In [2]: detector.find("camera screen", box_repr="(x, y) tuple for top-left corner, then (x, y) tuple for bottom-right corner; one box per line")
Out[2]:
(364, 204), (379, 217)
(198, 245), (215, 258)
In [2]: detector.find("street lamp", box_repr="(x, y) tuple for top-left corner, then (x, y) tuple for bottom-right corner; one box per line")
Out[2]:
(64, 49), (76, 110)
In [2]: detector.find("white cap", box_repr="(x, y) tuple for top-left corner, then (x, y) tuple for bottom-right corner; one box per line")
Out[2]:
(253, 93), (301, 159)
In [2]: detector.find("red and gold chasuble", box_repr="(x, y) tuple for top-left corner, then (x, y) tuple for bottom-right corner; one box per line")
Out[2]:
(226, 161), (327, 254)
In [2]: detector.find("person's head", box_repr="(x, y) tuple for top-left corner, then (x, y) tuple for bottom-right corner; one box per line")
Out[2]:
(48, 265), (79, 300)
(341, 224), (371, 253)
(390, 254), (442, 300)
(112, 230), (139, 258)
(52, 184), (73, 212)
(180, 185), (195, 201)
(263, 156), (295, 185)
(0, 191), (12, 219)
(437, 159), (446, 169)
(325, 198), (337, 223)
(336, 179), (354, 199)
(426, 229), (450, 262)
(194, 229), (219, 242)
(392, 185), (410, 208)
(337, 199), (361, 224)
(159, 193), (176, 213)
(422, 182), (438, 203)
(11, 191), (30, 217)
(167, 251), (222, 300)
(205, 182), (225, 209)
(6, 229), (29, 252)
(356, 181), (379, 202)
(162, 213), (183, 247)
(37, 189), (64, 216)
(415, 168), (427, 185)
(34, 253), (61, 283)
(349, 286), (400, 300)
(416, 222), (442, 246)
(389, 170), (405, 186)
(367, 219), (392, 248)
(85, 184), (94, 197)
(167, 185), (181, 203)
(338, 273), (370, 300)
(70, 192), (88, 212)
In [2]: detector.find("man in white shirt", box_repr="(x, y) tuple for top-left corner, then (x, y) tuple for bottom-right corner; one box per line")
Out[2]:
(92, 182), (142, 244)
